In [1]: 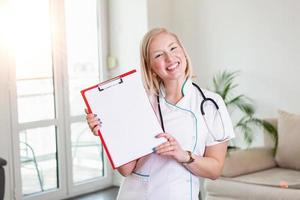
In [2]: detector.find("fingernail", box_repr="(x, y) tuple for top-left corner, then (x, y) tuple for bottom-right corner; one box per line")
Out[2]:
(152, 147), (156, 152)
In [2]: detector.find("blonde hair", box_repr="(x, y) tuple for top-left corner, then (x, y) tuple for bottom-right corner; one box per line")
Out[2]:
(140, 27), (193, 95)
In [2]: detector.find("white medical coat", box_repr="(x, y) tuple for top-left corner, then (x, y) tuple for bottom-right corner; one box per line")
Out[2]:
(117, 79), (235, 200)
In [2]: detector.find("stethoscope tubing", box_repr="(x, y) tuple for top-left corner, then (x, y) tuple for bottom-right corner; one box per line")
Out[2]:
(157, 82), (228, 142)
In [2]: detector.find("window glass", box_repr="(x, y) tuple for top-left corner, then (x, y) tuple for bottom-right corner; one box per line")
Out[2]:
(71, 122), (104, 183)
(20, 126), (58, 195)
(65, 0), (101, 116)
(14, 0), (55, 123)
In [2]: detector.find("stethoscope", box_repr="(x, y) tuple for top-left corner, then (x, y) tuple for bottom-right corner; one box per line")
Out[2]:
(157, 82), (228, 142)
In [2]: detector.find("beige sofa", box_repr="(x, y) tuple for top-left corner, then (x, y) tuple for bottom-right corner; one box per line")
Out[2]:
(204, 110), (300, 200)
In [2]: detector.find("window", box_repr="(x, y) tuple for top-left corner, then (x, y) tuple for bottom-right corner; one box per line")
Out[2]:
(9, 0), (112, 199)
(65, 0), (105, 185)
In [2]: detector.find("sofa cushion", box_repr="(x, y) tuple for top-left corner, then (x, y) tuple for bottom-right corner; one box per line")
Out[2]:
(222, 147), (276, 177)
(275, 110), (300, 170)
(204, 174), (300, 200)
(230, 167), (300, 189)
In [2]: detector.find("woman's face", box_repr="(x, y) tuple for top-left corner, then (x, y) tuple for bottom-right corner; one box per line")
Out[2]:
(148, 32), (187, 83)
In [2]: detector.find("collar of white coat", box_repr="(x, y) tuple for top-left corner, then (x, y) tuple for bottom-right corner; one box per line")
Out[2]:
(159, 78), (193, 99)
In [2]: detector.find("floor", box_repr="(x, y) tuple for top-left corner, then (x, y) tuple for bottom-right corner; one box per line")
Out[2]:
(68, 187), (119, 200)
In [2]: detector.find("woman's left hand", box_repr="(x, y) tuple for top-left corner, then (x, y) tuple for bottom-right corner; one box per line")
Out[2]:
(154, 133), (189, 163)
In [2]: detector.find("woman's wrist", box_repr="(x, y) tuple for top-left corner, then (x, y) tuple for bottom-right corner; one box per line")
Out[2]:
(180, 150), (195, 164)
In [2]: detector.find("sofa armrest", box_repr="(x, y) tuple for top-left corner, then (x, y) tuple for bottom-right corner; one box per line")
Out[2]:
(0, 158), (7, 167)
(222, 147), (276, 177)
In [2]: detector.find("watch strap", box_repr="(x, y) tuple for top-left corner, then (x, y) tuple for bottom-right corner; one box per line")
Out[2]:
(181, 150), (195, 164)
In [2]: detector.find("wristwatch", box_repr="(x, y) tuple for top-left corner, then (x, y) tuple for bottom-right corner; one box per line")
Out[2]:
(181, 151), (195, 164)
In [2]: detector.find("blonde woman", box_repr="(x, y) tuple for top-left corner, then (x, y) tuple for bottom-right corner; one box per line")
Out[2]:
(86, 28), (234, 200)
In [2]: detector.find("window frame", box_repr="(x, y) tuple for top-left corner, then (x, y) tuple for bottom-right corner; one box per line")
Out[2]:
(7, 0), (112, 199)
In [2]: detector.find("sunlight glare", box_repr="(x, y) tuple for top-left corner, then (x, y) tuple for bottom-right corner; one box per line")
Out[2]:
(0, 1), (15, 54)
(13, 0), (52, 80)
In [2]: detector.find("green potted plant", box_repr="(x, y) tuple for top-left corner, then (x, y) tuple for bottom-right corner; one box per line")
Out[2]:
(210, 70), (277, 152)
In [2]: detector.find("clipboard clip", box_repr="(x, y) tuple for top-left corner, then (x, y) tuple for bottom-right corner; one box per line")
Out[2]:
(98, 77), (123, 91)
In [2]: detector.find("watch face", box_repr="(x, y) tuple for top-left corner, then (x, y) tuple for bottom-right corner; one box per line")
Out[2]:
(181, 151), (195, 164)
(186, 151), (194, 164)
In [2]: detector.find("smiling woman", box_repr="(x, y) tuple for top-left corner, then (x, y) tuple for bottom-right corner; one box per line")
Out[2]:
(85, 28), (235, 200)
(149, 32), (188, 88)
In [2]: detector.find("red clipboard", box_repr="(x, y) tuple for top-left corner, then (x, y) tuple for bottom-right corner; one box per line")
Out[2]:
(81, 69), (165, 169)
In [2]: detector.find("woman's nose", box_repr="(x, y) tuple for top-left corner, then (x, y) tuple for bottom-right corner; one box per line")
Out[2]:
(165, 52), (174, 62)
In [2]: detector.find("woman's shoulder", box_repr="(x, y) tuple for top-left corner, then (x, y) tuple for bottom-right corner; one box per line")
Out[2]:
(194, 85), (223, 101)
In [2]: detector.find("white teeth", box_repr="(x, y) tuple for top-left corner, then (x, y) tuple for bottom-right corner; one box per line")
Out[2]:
(167, 63), (178, 71)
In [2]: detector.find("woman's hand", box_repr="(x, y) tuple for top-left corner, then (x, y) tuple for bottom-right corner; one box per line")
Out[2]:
(154, 133), (189, 163)
(85, 108), (101, 136)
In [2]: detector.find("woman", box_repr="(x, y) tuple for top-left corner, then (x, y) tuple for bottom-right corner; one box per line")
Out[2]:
(86, 28), (235, 200)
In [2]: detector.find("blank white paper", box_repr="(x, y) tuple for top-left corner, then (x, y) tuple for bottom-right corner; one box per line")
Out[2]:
(82, 70), (165, 168)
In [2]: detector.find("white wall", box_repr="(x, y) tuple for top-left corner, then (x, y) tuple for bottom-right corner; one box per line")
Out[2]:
(147, 0), (172, 29)
(0, 65), (12, 200)
(108, 0), (148, 78)
(0, 63), (12, 200)
(0, 23), (13, 200)
(193, 0), (300, 115)
(148, 0), (300, 147)
(0, 1), (14, 199)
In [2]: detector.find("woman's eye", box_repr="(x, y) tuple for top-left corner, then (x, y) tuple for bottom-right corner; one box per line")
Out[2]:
(154, 54), (162, 59)
(170, 46), (177, 51)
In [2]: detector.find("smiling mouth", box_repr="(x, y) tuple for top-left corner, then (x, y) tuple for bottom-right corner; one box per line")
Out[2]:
(166, 62), (180, 71)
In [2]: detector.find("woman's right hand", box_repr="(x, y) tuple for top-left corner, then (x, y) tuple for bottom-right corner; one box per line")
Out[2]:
(85, 108), (101, 136)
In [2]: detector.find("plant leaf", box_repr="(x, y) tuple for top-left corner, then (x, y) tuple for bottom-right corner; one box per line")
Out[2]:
(237, 103), (255, 116)
(210, 69), (278, 149)
(227, 94), (246, 107)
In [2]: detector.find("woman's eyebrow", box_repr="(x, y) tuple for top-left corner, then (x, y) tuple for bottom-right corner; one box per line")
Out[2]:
(152, 49), (163, 54)
(151, 42), (178, 54)
(168, 42), (177, 47)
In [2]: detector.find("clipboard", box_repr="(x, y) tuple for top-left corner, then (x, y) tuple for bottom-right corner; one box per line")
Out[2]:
(81, 69), (165, 169)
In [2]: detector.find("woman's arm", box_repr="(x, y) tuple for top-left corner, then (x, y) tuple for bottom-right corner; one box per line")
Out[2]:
(155, 133), (228, 180)
(184, 142), (228, 179)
